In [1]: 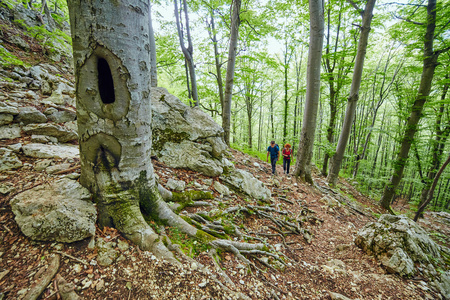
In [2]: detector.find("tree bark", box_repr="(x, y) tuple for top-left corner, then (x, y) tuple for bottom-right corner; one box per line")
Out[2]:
(293, 0), (324, 183)
(222, 0), (241, 146)
(208, 9), (225, 114)
(327, 0), (376, 186)
(380, 0), (440, 210)
(149, 2), (158, 87)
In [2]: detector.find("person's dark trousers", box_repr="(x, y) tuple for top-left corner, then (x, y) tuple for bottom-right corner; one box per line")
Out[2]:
(283, 158), (290, 174)
(271, 156), (277, 174)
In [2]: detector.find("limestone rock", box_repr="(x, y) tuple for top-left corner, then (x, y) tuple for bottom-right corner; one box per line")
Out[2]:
(213, 181), (230, 196)
(0, 124), (21, 140)
(96, 238), (119, 267)
(10, 178), (96, 243)
(355, 214), (443, 277)
(166, 178), (186, 192)
(22, 143), (79, 159)
(151, 87), (227, 176)
(158, 141), (224, 177)
(31, 134), (58, 143)
(220, 169), (271, 200)
(0, 114), (14, 125)
(16, 106), (48, 125)
(0, 102), (19, 115)
(0, 148), (22, 171)
(22, 123), (77, 142)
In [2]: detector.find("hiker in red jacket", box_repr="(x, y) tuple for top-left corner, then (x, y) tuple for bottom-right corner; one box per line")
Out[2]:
(282, 143), (292, 175)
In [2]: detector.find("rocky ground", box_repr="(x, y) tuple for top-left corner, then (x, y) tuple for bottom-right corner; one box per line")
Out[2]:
(1, 146), (449, 299)
(1, 3), (450, 299)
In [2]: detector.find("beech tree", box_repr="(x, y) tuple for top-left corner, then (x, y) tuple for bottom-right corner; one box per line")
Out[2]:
(67, 0), (268, 261)
(380, 0), (450, 210)
(327, 0), (376, 186)
(223, 0), (241, 145)
(293, 0), (324, 183)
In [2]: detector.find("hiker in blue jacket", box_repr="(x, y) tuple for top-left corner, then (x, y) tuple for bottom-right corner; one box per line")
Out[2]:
(266, 140), (280, 175)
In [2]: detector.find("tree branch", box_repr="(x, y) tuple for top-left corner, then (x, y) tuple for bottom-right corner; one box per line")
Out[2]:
(394, 14), (424, 25)
(346, 0), (363, 16)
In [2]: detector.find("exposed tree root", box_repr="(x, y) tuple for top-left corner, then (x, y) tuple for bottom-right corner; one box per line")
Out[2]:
(23, 254), (60, 300)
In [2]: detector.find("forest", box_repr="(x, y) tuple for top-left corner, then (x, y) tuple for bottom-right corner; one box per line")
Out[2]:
(150, 0), (450, 215)
(0, 0), (450, 299)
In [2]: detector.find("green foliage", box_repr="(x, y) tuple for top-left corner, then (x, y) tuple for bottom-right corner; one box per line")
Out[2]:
(0, 46), (27, 68)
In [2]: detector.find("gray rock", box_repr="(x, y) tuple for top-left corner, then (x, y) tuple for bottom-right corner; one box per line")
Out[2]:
(31, 134), (58, 143)
(166, 178), (186, 192)
(328, 291), (353, 300)
(13, 4), (43, 28)
(220, 169), (271, 200)
(47, 110), (76, 123)
(151, 87), (227, 176)
(34, 159), (53, 172)
(7, 143), (22, 153)
(159, 141), (224, 177)
(0, 148), (22, 171)
(96, 238), (119, 267)
(0, 102), (19, 115)
(0, 114), (14, 125)
(16, 107), (48, 125)
(9, 35), (29, 50)
(0, 124), (21, 140)
(355, 214), (443, 277)
(10, 178), (96, 243)
(213, 181), (230, 196)
(22, 143), (79, 159)
(46, 163), (71, 174)
(43, 91), (65, 105)
(22, 123), (77, 142)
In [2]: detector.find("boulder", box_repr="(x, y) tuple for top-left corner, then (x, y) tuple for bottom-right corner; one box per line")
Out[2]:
(22, 123), (77, 142)
(22, 143), (79, 159)
(220, 169), (271, 200)
(355, 214), (443, 277)
(151, 87), (227, 176)
(0, 124), (21, 140)
(16, 106), (48, 124)
(10, 178), (96, 243)
(0, 148), (22, 171)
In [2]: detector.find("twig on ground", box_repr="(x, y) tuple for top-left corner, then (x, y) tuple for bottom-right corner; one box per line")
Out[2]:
(54, 251), (88, 266)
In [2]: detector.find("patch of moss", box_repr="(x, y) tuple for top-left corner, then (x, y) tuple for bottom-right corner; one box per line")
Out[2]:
(196, 230), (216, 244)
(152, 128), (190, 152)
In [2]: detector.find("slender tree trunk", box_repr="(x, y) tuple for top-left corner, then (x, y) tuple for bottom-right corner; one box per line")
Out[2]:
(327, 0), (376, 186)
(174, 0), (198, 106)
(209, 10), (225, 114)
(222, 0), (241, 145)
(414, 152), (450, 221)
(380, 0), (442, 210)
(293, 0), (324, 183)
(149, 2), (158, 87)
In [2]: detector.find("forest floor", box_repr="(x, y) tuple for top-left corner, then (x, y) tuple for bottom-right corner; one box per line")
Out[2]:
(1, 146), (449, 300)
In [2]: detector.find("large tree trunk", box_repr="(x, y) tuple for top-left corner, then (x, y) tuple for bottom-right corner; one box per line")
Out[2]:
(293, 0), (324, 184)
(327, 0), (376, 186)
(67, 1), (192, 258)
(222, 0), (241, 146)
(379, 0), (440, 210)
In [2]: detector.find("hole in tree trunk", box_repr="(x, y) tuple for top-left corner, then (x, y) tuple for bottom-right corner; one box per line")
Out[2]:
(97, 58), (115, 104)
